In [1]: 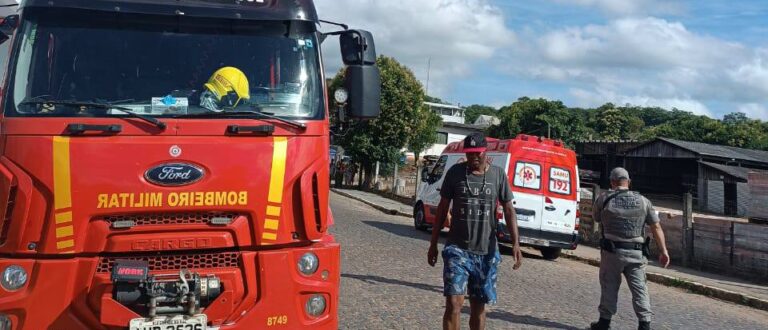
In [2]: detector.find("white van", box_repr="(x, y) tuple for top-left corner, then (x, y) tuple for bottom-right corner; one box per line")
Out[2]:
(414, 135), (581, 260)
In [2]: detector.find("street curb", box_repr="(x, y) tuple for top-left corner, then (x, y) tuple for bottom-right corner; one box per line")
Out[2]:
(331, 189), (411, 218)
(560, 252), (768, 312)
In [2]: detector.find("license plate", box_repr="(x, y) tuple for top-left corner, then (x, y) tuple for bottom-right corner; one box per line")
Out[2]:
(129, 315), (207, 330)
(517, 214), (531, 222)
(520, 237), (550, 247)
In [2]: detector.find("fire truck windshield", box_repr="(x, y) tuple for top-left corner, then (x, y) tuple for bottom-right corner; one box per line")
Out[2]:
(8, 9), (323, 119)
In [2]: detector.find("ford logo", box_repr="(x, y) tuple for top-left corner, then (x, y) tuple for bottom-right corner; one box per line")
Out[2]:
(144, 163), (204, 186)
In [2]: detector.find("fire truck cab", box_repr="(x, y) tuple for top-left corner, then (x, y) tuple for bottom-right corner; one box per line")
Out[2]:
(0, 0), (380, 329)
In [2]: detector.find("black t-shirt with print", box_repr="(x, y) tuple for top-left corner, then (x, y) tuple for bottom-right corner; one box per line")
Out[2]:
(440, 163), (514, 255)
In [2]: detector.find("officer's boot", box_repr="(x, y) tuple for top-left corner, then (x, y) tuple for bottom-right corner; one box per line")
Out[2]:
(638, 321), (651, 330)
(590, 318), (611, 330)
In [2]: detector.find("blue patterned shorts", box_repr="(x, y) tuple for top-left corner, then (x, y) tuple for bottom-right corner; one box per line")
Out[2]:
(442, 244), (501, 304)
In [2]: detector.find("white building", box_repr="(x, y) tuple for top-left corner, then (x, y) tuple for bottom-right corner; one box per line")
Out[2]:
(425, 101), (465, 124)
(474, 114), (500, 128)
(422, 121), (485, 156)
(405, 102), (487, 158)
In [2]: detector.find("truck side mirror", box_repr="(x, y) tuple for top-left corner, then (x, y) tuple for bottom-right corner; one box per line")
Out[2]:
(344, 65), (380, 119)
(339, 29), (380, 119)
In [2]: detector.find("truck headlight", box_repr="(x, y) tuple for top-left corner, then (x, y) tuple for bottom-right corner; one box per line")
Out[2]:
(297, 253), (319, 275)
(305, 294), (326, 317)
(0, 314), (11, 330)
(1, 265), (27, 291)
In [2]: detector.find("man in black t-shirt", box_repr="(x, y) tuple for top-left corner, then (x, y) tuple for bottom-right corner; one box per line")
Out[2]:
(428, 133), (523, 330)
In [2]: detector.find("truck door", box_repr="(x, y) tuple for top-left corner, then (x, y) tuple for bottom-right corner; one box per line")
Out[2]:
(541, 165), (578, 234)
(511, 160), (544, 231)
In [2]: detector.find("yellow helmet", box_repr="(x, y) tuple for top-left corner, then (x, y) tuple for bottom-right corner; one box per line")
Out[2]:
(203, 67), (250, 109)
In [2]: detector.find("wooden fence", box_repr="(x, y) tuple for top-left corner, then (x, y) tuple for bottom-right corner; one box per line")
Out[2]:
(579, 188), (768, 283)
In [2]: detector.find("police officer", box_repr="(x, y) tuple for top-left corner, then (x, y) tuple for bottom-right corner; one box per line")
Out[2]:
(590, 168), (670, 330)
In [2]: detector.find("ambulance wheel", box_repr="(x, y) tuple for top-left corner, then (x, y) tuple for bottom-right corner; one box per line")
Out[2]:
(540, 247), (562, 261)
(414, 204), (428, 231)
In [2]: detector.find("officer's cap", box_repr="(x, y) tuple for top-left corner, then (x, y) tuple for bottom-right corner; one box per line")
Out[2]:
(610, 167), (630, 181)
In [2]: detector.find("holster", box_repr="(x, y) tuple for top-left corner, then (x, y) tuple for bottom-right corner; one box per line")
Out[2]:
(642, 237), (651, 257)
(599, 239), (615, 253)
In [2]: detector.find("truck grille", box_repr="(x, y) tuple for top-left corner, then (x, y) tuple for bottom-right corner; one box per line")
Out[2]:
(96, 212), (243, 227)
(96, 252), (241, 273)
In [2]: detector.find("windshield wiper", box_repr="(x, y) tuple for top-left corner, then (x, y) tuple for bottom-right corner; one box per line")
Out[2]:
(175, 110), (307, 130)
(19, 100), (167, 130)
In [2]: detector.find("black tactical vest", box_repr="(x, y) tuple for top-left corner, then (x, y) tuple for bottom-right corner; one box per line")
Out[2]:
(601, 190), (648, 240)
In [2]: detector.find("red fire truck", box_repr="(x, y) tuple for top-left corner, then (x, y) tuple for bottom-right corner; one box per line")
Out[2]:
(0, 0), (380, 329)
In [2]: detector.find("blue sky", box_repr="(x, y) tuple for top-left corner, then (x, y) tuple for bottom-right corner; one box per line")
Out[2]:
(318, 0), (768, 120)
(1, 1), (765, 119)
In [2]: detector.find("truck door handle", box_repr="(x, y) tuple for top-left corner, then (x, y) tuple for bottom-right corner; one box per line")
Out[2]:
(545, 205), (556, 212)
(227, 125), (275, 135)
(66, 123), (122, 135)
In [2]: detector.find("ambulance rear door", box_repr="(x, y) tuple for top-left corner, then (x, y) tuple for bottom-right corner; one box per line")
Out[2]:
(511, 160), (545, 231)
(540, 164), (578, 234)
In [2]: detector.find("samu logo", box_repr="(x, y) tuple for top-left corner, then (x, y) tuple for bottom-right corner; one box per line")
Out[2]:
(145, 163), (204, 186)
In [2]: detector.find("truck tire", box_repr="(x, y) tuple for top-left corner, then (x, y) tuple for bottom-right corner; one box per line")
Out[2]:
(414, 204), (428, 231)
(540, 247), (562, 261)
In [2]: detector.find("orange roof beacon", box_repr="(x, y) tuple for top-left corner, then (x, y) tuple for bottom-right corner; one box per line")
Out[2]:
(0, 0), (381, 328)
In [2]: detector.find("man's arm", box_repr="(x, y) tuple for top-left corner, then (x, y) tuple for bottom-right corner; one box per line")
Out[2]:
(592, 193), (603, 224)
(650, 222), (669, 268)
(427, 197), (451, 267)
(645, 197), (670, 268)
(649, 222), (670, 268)
(502, 200), (522, 270)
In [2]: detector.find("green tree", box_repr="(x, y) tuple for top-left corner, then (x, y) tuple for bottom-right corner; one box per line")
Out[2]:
(424, 95), (448, 104)
(329, 56), (426, 187)
(590, 103), (644, 140)
(407, 106), (442, 166)
(488, 97), (591, 147)
(464, 104), (497, 124)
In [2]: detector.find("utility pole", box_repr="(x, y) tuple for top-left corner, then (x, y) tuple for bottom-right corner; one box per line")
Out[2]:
(425, 57), (431, 96)
(548, 123), (551, 139)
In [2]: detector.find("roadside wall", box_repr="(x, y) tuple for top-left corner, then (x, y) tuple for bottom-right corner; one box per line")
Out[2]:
(580, 188), (768, 283)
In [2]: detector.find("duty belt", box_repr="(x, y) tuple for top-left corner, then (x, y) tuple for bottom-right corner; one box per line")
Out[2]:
(600, 239), (643, 251)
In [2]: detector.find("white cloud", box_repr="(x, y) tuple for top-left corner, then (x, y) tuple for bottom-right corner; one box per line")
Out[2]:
(728, 48), (768, 98)
(570, 88), (713, 117)
(536, 17), (746, 71)
(552, 0), (684, 17)
(498, 17), (768, 118)
(315, 0), (514, 100)
(737, 103), (768, 120)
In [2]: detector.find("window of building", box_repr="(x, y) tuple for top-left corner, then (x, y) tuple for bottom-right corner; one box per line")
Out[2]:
(436, 132), (448, 145)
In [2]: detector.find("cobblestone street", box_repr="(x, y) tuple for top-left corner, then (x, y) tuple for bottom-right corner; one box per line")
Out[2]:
(331, 193), (768, 329)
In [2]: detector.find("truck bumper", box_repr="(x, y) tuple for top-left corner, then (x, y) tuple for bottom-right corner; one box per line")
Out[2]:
(497, 224), (580, 250)
(0, 242), (340, 330)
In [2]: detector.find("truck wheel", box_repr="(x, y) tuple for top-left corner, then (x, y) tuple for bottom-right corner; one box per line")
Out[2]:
(414, 205), (428, 231)
(540, 247), (562, 261)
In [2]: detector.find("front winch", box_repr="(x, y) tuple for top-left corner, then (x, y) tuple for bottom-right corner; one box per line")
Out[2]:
(111, 260), (222, 317)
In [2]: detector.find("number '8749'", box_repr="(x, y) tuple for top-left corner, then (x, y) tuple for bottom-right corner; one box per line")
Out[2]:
(267, 315), (288, 326)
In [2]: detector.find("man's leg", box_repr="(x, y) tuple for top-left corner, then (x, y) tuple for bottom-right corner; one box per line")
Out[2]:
(467, 247), (499, 330)
(468, 298), (486, 330)
(444, 295), (464, 330)
(624, 262), (653, 325)
(597, 251), (624, 324)
(443, 245), (470, 330)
